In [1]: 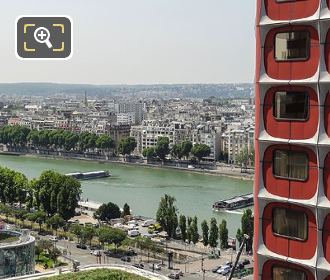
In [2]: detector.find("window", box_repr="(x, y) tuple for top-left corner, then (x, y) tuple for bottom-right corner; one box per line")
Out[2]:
(273, 150), (308, 180)
(272, 266), (306, 280)
(274, 91), (308, 120)
(273, 208), (308, 240)
(275, 31), (310, 61)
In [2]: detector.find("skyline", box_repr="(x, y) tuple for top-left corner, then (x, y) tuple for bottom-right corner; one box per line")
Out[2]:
(0, 0), (256, 85)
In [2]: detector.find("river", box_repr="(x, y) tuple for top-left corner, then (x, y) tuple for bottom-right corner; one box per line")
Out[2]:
(0, 155), (253, 235)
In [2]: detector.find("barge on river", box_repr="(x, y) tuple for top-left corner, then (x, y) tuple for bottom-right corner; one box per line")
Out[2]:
(213, 193), (254, 211)
(65, 170), (111, 180)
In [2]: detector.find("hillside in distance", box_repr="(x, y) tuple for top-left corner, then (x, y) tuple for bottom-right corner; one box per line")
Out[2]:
(0, 83), (253, 99)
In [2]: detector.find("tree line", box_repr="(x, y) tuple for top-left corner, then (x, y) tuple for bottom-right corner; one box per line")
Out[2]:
(0, 125), (115, 153)
(156, 194), (254, 251)
(143, 137), (211, 163)
(0, 167), (82, 222)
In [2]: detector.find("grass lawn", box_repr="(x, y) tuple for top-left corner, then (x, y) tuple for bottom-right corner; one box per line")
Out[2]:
(41, 269), (149, 279)
(0, 232), (19, 243)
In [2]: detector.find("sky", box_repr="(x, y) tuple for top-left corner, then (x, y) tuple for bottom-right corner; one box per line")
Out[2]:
(0, 0), (256, 85)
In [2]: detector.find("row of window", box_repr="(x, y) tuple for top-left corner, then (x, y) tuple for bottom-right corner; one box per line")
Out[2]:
(263, 0), (320, 21)
(263, 86), (326, 140)
(264, 202), (330, 263)
(262, 260), (316, 280)
(263, 203), (317, 259)
(264, 26), (321, 80)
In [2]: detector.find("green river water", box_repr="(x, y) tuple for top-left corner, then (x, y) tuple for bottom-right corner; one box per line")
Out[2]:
(0, 155), (253, 235)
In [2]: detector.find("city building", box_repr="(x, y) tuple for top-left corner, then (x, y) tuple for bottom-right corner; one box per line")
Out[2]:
(255, 1), (330, 279)
(115, 102), (144, 125)
(0, 230), (35, 278)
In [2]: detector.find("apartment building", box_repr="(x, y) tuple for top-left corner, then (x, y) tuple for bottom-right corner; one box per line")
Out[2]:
(255, 1), (330, 279)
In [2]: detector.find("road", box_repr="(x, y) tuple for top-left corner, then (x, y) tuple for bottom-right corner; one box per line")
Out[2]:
(37, 235), (253, 280)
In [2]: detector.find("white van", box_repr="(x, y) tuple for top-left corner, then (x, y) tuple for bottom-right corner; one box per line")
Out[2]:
(128, 229), (140, 237)
(142, 219), (155, 227)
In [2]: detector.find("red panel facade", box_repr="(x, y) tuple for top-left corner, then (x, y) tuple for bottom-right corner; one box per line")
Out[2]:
(263, 145), (318, 199)
(323, 154), (330, 201)
(263, 86), (318, 140)
(262, 202), (317, 259)
(324, 93), (330, 136)
(264, 0), (319, 21)
(323, 214), (330, 263)
(264, 25), (319, 80)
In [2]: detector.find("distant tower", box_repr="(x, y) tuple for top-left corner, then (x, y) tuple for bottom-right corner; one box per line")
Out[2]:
(84, 91), (88, 107)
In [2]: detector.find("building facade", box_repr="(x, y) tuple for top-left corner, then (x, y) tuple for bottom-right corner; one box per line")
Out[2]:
(255, 1), (330, 279)
(0, 230), (35, 278)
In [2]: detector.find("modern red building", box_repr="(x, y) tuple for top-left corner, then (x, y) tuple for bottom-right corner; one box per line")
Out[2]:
(255, 1), (330, 279)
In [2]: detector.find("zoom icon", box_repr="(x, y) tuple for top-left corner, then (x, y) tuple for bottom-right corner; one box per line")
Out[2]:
(16, 16), (72, 60)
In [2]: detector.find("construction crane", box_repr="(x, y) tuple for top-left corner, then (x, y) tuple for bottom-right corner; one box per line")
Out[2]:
(228, 234), (250, 280)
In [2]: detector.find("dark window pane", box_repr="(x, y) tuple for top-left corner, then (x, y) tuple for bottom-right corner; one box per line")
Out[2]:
(273, 208), (308, 240)
(272, 266), (306, 280)
(274, 91), (308, 120)
(275, 31), (309, 61)
(273, 150), (308, 180)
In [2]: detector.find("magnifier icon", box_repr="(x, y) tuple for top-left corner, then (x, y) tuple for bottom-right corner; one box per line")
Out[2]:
(34, 27), (53, 49)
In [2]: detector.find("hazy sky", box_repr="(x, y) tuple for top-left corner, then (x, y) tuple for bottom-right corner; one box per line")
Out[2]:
(0, 0), (256, 85)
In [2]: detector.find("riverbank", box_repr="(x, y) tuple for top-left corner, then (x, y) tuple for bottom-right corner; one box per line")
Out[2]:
(0, 151), (253, 181)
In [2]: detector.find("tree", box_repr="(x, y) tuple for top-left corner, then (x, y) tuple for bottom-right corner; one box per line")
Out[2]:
(81, 226), (95, 246)
(26, 210), (46, 232)
(96, 135), (114, 155)
(191, 144), (211, 164)
(241, 209), (254, 252)
(179, 215), (187, 242)
(171, 144), (183, 160)
(219, 219), (228, 249)
(201, 220), (209, 247)
(209, 218), (219, 248)
(94, 202), (121, 222)
(121, 203), (131, 217)
(118, 137), (137, 159)
(31, 170), (81, 220)
(236, 147), (249, 168)
(48, 247), (61, 265)
(35, 244), (43, 261)
(155, 137), (170, 162)
(181, 141), (193, 159)
(191, 216), (199, 244)
(142, 147), (156, 160)
(98, 227), (127, 249)
(236, 228), (243, 246)
(70, 224), (83, 244)
(46, 214), (65, 235)
(156, 194), (178, 238)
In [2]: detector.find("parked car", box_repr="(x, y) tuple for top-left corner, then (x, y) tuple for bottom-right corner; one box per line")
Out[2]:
(90, 250), (102, 256)
(128, 229), (140, 237)
(142, 219), (155, 227)
(168, 272), (180, 279)
(225, 261), (233, 267)
(104, 250), (123, 258)
(133, 263), (144, 269)
(49, 236), (59, 242)
(217, 265), (231, 275)
(121, 256), (131, 262)
(76, 243), (88, 250)
(125, 249), (137, 256)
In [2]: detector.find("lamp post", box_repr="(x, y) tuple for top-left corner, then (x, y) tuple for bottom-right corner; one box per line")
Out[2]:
(228, 234), (249, 280)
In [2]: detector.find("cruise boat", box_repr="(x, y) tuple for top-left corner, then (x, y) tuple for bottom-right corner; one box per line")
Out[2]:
(65, 170), (111, 180)
(212, 193), (253, 211)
